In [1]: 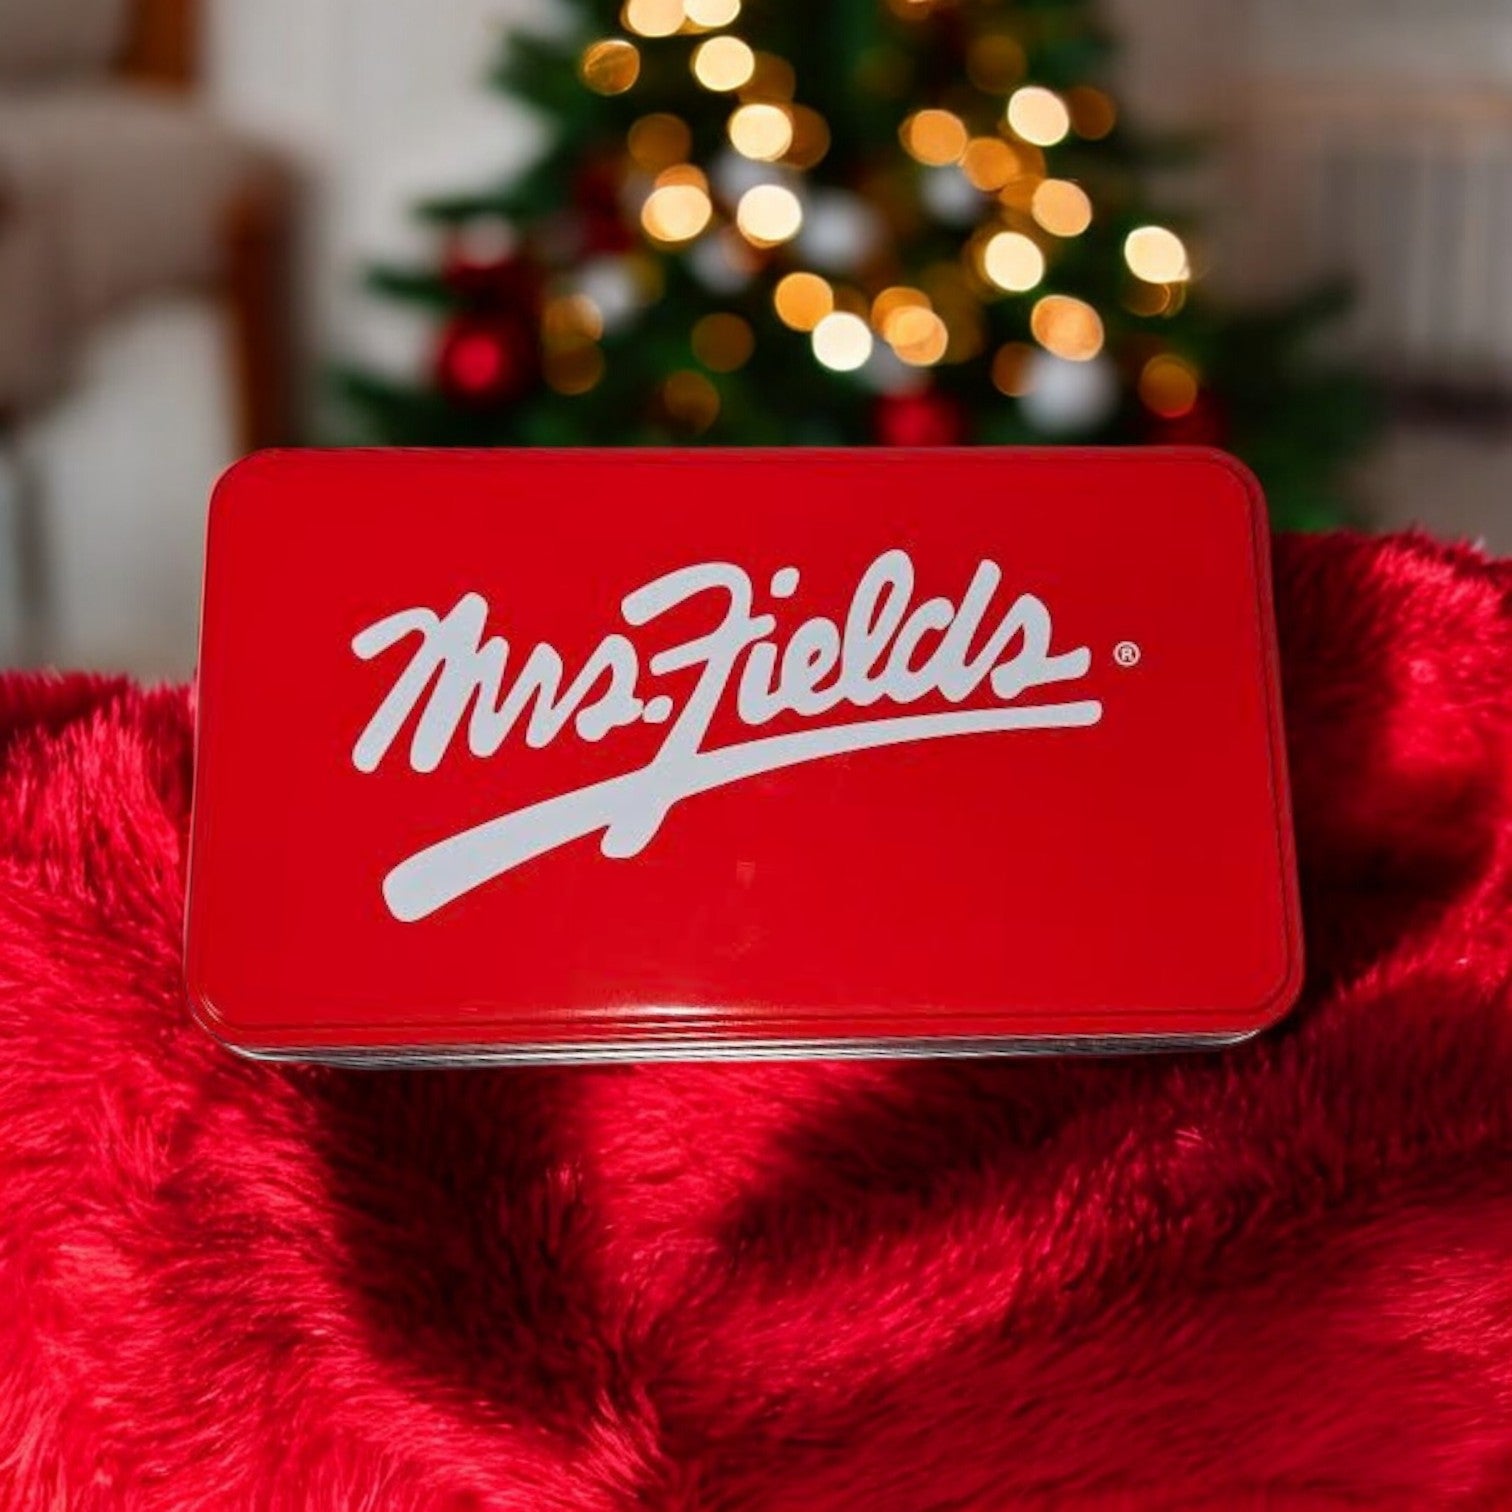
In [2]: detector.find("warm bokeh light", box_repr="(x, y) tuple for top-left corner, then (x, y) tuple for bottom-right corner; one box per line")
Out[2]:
(872, 285), (931, 334)
(829, 284), (869, 317)
(741, 51), (796, 101)
(961, 137), (1022, 192)
(1124, 225), (1190, 283)
(641, 181), (713, 243)
(625, 250), (665, 304)
(735, 183), (802, 245)
(542, 293), (604, 346)
(1030, 294), (1104, 360)
(628, 114), (692, 172)
(811, 311), (873, 371)
(774, 271), (833, 330)
(1123, 279), (1174, 316)
(684, 0), (739, 26)
(1031, 179), (1093, 237)
(783, 106), (831, 168)
(991, 342), (1035, 396)
(622, 0), (684, 38)
(692, 312), (755, 370)
(692, 35), (755, 91)
(1139, 354), (1200, 417)
(900, 109), (968, 166)
(662, 370), (721, 430)
(1067, 86), (1117, 140)
(544, 343), (606, 395)
(654, 162), (708, 189)
(920, 261), (980, 359)
(728, 103), (793, 161)
(967, 34), (1026, 94)
(887, 306), (949, 366)
(981, 230), (1044, 292)
(1006, 86), (1071, 147)
(579, 39), (640, 95)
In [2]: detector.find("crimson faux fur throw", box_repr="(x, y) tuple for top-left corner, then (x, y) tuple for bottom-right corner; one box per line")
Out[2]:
(1, 531), (1510, 1510)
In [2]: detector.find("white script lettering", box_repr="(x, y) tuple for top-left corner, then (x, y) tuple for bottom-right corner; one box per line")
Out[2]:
(352, 549), (1101, 920)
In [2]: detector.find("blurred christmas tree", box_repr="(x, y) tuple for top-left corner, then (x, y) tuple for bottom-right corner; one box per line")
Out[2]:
(338, 0), (1378, 526)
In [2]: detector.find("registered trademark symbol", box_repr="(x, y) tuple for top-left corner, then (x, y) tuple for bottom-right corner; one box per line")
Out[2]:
(1114, 641), (1142, 668)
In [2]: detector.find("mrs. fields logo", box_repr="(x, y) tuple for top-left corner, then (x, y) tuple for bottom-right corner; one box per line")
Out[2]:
(351, 549), (1104, 921)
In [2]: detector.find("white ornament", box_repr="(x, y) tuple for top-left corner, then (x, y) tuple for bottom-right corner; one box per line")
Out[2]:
(688, 233), (755, 294)
(918, 167), (982, 228)
(451, 215), (517, 264)
(710, 148), (785, 205)
(572, 256), (643, 333)
(857, 343), (928, 396)
(794, 189), (885, 273)
(1018, 351), (1120, 435)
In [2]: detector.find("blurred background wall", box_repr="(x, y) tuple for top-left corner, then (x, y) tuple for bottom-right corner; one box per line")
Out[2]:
(2, 0), (1508, 676)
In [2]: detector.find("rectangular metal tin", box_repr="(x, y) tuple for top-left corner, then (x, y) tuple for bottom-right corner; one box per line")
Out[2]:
(186, 448), (1302, 1061)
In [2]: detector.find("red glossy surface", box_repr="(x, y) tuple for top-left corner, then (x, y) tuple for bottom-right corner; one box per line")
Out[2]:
(185, 448), (1301, 1055)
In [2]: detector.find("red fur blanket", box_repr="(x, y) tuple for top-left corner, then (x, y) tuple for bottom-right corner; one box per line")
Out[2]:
(2, 531), (1510, 1510)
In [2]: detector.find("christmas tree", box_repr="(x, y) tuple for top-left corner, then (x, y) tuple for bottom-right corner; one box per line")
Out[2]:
(339, 0), (1377, 527)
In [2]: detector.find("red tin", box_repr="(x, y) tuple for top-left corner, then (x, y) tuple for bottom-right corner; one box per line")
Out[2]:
(186, 448), (1302, 1062)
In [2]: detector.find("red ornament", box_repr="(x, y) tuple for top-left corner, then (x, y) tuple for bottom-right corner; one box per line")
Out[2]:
(433, 242), (542, 408)
(872, 389), (967, 447)
(434, 312), (537, 408)
(573, 157), (635, 255)
(440, 240), (541, 312)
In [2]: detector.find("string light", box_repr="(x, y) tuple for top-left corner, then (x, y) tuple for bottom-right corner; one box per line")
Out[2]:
(886, 306), (949, 366)
(654, 163), (708, 189)
(1030, 294), (1104, 360)
(1067, 86), (1117, 140)
(872, 286), (931, 334)
(628, 114), (692, 172)
(981, 231), (1044, 292)
(1031, 180), (1092, 237)
(1124, 226), (1190, 283)
(693, 312), (755, 370)
(544, 344), (605, 395)
(662, 370), (720, 431)
(1124, 279), (1184, 317)
(736, 183), (802, 245)
(961, 138), (1022, 191)
(641, 178), (713, 243)
(684, 0), (739, 26)
(967, 34), (1027, 93)
(774, 272), (832, 330)
(740, 52), (795, 101)
(1139, 354), (1200, 417)
(783, 106), (830, 168)
(622, 0), (684, 38)
(811, 311), (872, 371)
(542, 294), (604, 345)
(900, 109), (968, 166)
(692, 36), (755, 91)
(579, 39), (640, 95)
(831, 284), (871, 318)
(1006, 86), (1071, 147)
(728, 103), (793, 161)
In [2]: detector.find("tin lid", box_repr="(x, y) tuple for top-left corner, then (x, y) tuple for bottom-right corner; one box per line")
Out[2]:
(186, 448), (1301, 1058)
